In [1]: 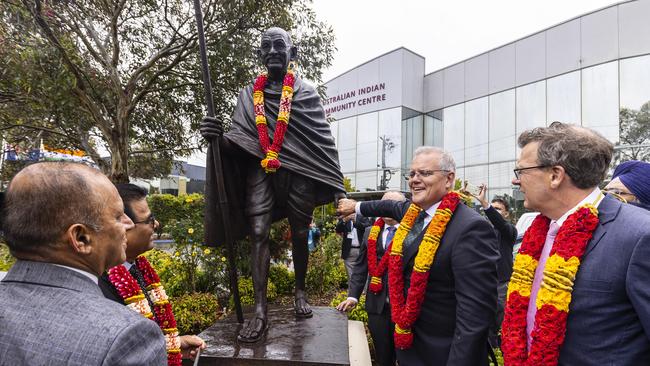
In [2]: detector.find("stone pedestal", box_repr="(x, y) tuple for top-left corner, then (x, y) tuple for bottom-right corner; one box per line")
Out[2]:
(189, 306), (350, 366)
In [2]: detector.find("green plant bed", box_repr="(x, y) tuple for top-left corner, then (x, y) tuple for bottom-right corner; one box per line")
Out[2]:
(0, 244), (16, 271)
(171, 292), (222, 335)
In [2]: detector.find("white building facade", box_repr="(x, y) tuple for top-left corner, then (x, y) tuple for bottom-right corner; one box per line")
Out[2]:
(324, 0), (650, 200)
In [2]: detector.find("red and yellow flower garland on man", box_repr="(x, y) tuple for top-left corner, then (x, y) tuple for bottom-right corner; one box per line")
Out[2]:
(501, 204), (599, 366)
(365, 217), (393, 294)
(367, 191), (461, 349)
(253, 61), (296, 173)
(108, 257), (182, 366)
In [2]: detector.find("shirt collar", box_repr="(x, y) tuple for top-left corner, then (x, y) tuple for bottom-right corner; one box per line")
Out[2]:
(123, 261), (134, 270)
(554, 187), (604, 227)
(52, 264), (99, 285)
(424, 201), (441, 218)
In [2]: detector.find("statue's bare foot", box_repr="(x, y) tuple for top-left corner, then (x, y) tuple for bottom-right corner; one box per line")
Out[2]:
(237, 316), (268, 343)
(294, 291), (313, 318)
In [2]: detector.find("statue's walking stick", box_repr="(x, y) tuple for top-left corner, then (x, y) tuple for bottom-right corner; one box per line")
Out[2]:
(191, 0), (244, 323)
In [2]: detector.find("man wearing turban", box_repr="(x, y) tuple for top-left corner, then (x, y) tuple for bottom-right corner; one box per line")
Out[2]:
(606, 160), (650, 210)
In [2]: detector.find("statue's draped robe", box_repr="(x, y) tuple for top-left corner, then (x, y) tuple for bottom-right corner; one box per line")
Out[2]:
(204, 77), (345, 246)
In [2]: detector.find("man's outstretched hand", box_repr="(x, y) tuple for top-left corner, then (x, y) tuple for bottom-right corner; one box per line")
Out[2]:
(200, 116), (224, 141)
(337, 198), (357, 218)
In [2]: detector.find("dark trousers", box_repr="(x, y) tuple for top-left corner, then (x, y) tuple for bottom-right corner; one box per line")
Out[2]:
(368, 304), (396, 366)
(489, 281), (509, 347)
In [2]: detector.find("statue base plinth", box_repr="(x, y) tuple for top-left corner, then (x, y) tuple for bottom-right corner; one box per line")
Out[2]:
(188, 306), (350, 366)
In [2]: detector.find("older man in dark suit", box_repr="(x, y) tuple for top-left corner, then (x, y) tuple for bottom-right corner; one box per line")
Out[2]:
(337, 190), (406, 366)
(0, 162), (166, 365)
(338, 146), (499, 366)
(502, 122), (650, 365)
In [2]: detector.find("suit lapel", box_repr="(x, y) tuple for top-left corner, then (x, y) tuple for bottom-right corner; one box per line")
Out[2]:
(583, 195), (621, 257)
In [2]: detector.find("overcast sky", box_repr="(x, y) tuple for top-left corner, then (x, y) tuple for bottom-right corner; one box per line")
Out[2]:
(312, 0), (619, 81)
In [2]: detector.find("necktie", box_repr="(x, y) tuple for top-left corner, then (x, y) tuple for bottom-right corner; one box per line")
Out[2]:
(385, 226), (397, 249)
(403, 211), (427, 249)
(526, 221), (560, 348)
(130, 265), (155, 315)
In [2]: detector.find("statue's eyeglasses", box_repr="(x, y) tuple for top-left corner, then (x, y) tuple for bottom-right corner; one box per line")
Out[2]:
(403, 169), (449, 181)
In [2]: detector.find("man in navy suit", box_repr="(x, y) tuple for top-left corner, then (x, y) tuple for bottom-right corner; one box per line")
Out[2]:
(338, 146), (499, 366)
(507, 122), (650, 364)
(335, 214), (371, 283)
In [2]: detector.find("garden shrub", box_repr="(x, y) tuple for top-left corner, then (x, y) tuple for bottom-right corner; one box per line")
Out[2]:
(232, 276), (278, 308)
(0, 244), (15, 271)
(306, 232), (347, 294)
(269, 264), (295, 295)
(171, 292), (221, 335)
(329, 291), (368, 324)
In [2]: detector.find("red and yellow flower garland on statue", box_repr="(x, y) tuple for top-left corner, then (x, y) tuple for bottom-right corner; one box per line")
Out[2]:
(253, 61), (296, 173)
(388, 191), (461, 349)
(501, 204), (599, 366)
(108, 257), (182, 366)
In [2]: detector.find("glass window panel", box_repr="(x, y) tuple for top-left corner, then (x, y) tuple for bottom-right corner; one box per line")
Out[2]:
(356, 112), (378, 171)
(619, 55), (650, 159)
(355, 171), (377, 192)
(330, 120), (339, 148)
(465, 165), (489, 188)
(488, 161), (516, 201)
(547, 71), (581, 124)
(401, 113), (424, 171)
(337, 117), (357, 174)
(337, 117), (357, 149)
(465, 98), (489, 166)
(424, 110), (444, 147)
(489, 90), (516, 163)
(582, 61), (619, 142)
(620, 55), (650, 111)
(378, 108), (402, 169)
(516, 81), (546, 152)
(443, 104), (465, 168)
(424, 115), (435, 146)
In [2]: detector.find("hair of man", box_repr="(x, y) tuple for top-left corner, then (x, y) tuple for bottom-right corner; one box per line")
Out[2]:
(413, 146), (456, 172)
(381, 190), (407, 201)
(491, 197), (510, 211)
(2, 162), (105, 254)
(115, 183), (148, 222)
(517, 121), (613, 189)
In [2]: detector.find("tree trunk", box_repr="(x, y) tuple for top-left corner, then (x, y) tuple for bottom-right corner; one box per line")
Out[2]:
(109, 124), (130, 183)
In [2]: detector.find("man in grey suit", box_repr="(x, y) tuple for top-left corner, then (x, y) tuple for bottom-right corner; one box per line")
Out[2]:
(0, 162), (166, 365)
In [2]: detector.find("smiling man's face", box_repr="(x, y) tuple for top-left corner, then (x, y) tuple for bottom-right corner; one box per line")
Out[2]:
(408, 152), (454, 209)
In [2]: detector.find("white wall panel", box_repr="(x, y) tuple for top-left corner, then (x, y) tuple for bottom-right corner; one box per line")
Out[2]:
(619, 0), (650, 58)
(516, 32), (546, 86)
(581, 6), (619, 67)
(401, 50), (425, 112)
(424, 71), (444, 112)
(465, 54), (489, 100)
(489, 44), (516, 94)
(546, 19), (581, 77)
(443, 63), (465, 107)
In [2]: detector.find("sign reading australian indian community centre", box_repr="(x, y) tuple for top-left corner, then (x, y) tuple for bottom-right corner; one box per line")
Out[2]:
(323, 82), (387, 118)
